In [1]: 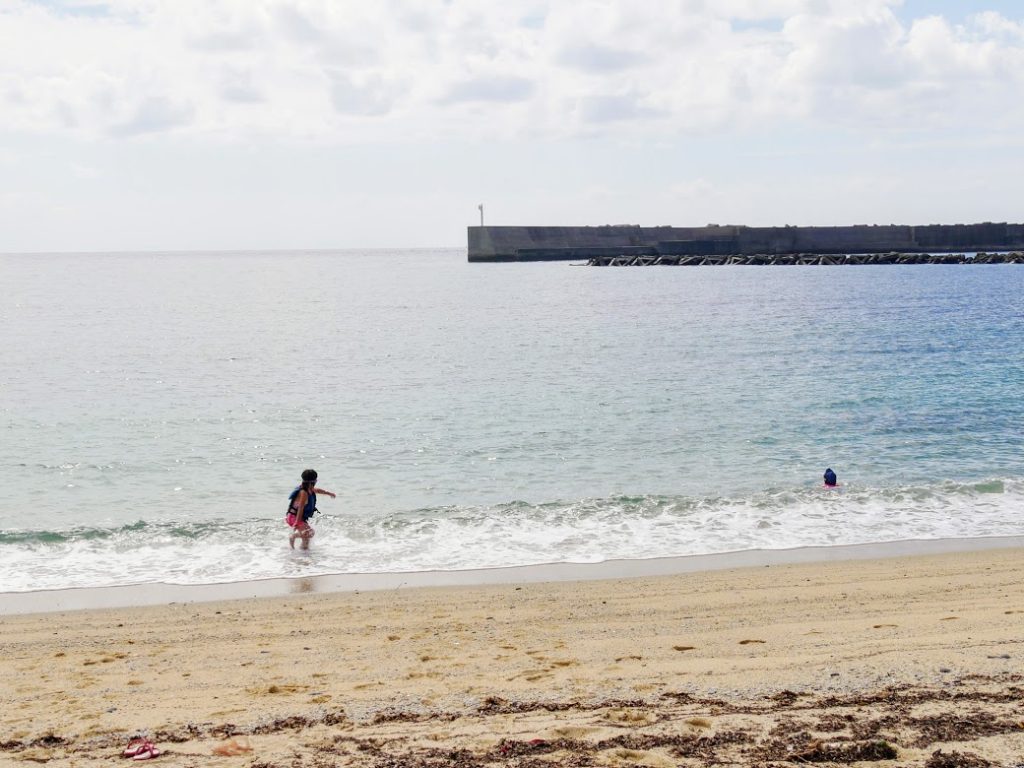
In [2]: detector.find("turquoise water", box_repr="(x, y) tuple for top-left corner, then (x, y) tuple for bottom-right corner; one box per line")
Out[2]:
(1, 250), (1022, 590)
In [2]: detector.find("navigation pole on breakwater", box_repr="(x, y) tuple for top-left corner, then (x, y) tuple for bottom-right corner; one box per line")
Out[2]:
(467, 222), (1024, 264)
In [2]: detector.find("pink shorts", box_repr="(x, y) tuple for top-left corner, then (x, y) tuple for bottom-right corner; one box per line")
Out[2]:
(286, 514), (313, 536)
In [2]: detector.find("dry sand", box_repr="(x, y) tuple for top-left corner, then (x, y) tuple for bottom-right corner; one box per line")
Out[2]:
(2, 547), (1023, 767)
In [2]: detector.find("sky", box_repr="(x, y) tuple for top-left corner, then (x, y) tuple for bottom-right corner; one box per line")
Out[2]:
(0, 0), (1022, 251)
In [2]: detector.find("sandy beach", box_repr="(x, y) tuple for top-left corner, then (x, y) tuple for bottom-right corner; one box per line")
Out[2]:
(2, 546), (1023, 767)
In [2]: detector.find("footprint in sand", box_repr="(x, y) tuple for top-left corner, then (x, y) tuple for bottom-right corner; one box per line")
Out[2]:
(524, 672), (553, 682)
(406, 671), (441, 680)
(672, 646), (696, 652)
(608, 747), (675, 767)
(873, 624), (899, 629)
(550, 726), (600, 739)
(739, 639), (766, 645)
(248, 683), (307, 696)
(210, 708), (246, 717)
(1005, 610), (1022, 615)
(605, 708), (659, 726)
(615, 655), (643, 662)
(940, 616), (959, 621)
(506, 667), (553, 682)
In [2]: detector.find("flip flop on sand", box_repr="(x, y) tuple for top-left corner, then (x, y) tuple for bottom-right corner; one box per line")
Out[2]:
(122, 739), (149, 758)
(122, 739), (160, 760)
(133, 744), (161, 761)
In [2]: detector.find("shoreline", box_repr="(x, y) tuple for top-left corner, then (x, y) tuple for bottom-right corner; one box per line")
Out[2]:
(3, 533), (1023, 616)
(3, 542), (1023, 766)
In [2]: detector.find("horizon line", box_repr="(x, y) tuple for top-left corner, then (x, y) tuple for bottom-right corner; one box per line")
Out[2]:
(0, 245), (466, 256)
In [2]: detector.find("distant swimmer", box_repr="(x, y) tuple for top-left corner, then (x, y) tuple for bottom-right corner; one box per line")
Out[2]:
(286, 469), (336, 550)
(823, 468), (838, 488)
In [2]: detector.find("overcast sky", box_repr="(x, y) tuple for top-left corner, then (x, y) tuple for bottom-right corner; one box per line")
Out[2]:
(1, 0), (1022, 251)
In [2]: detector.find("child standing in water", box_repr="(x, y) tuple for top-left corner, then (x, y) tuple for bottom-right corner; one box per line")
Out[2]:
(287, 469), (336, 550)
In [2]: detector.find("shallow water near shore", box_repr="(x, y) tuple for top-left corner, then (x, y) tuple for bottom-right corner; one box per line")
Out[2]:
(2, 249), (1023, 592)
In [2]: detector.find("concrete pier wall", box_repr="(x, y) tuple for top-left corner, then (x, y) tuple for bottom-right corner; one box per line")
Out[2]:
(467, 223), (1024, 262)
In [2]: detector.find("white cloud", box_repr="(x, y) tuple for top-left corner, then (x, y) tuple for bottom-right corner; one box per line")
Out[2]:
(556, 43), (647, 73)
(219, 68), (265, 104)
(109, 96), (195, 136)
(0, 1), (1022, 254)
(1, 0), (1022, 143)
(438, 76), (535, 105)
(576, 93), (665, 124)
(329, 71), (399, 116)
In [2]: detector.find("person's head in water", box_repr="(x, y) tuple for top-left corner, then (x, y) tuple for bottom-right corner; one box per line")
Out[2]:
(301, 468), (318, 490)
(823, 468), (837, 487)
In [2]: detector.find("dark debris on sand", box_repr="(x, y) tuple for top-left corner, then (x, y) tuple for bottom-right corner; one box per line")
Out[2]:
(371, 707), (460, 725)
(755, 726), (898, 764)
(791, 740), (898, 763)
(477, 695), (648, 715)
(374, 747), (488, 768)
(6, 676), (1023, 767)
(925, 749), (995, 768)
(907, 711), (1024, 748)
(0, 733), (67, 752)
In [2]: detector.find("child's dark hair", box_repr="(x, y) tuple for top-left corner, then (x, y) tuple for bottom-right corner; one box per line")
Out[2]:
(301, 468), (318, 489)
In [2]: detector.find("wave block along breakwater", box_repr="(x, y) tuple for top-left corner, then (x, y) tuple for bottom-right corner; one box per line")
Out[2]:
(588, 251), (1024, 266)
(467, 223), (1024, 263)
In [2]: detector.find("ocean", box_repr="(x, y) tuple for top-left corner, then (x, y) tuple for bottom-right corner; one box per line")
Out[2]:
(1, 249), (1022, 593)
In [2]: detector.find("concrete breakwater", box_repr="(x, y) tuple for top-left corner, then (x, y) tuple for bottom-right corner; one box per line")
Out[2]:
(588, 251), (1024, 266)
(467, 222), (1024, 262)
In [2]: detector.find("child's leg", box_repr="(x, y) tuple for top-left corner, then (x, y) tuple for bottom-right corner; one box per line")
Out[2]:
(292, 522), (313, 550)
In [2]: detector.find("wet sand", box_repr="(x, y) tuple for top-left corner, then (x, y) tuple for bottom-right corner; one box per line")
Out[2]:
(2, 545), (1024, 767)
(4, 535), (1023, 616)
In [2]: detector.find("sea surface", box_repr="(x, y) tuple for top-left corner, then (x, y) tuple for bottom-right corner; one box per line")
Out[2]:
(1, 249), (1023, 592)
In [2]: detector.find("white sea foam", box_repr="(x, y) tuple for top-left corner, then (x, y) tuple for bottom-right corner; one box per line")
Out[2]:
(2, 478), (1022, 592)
